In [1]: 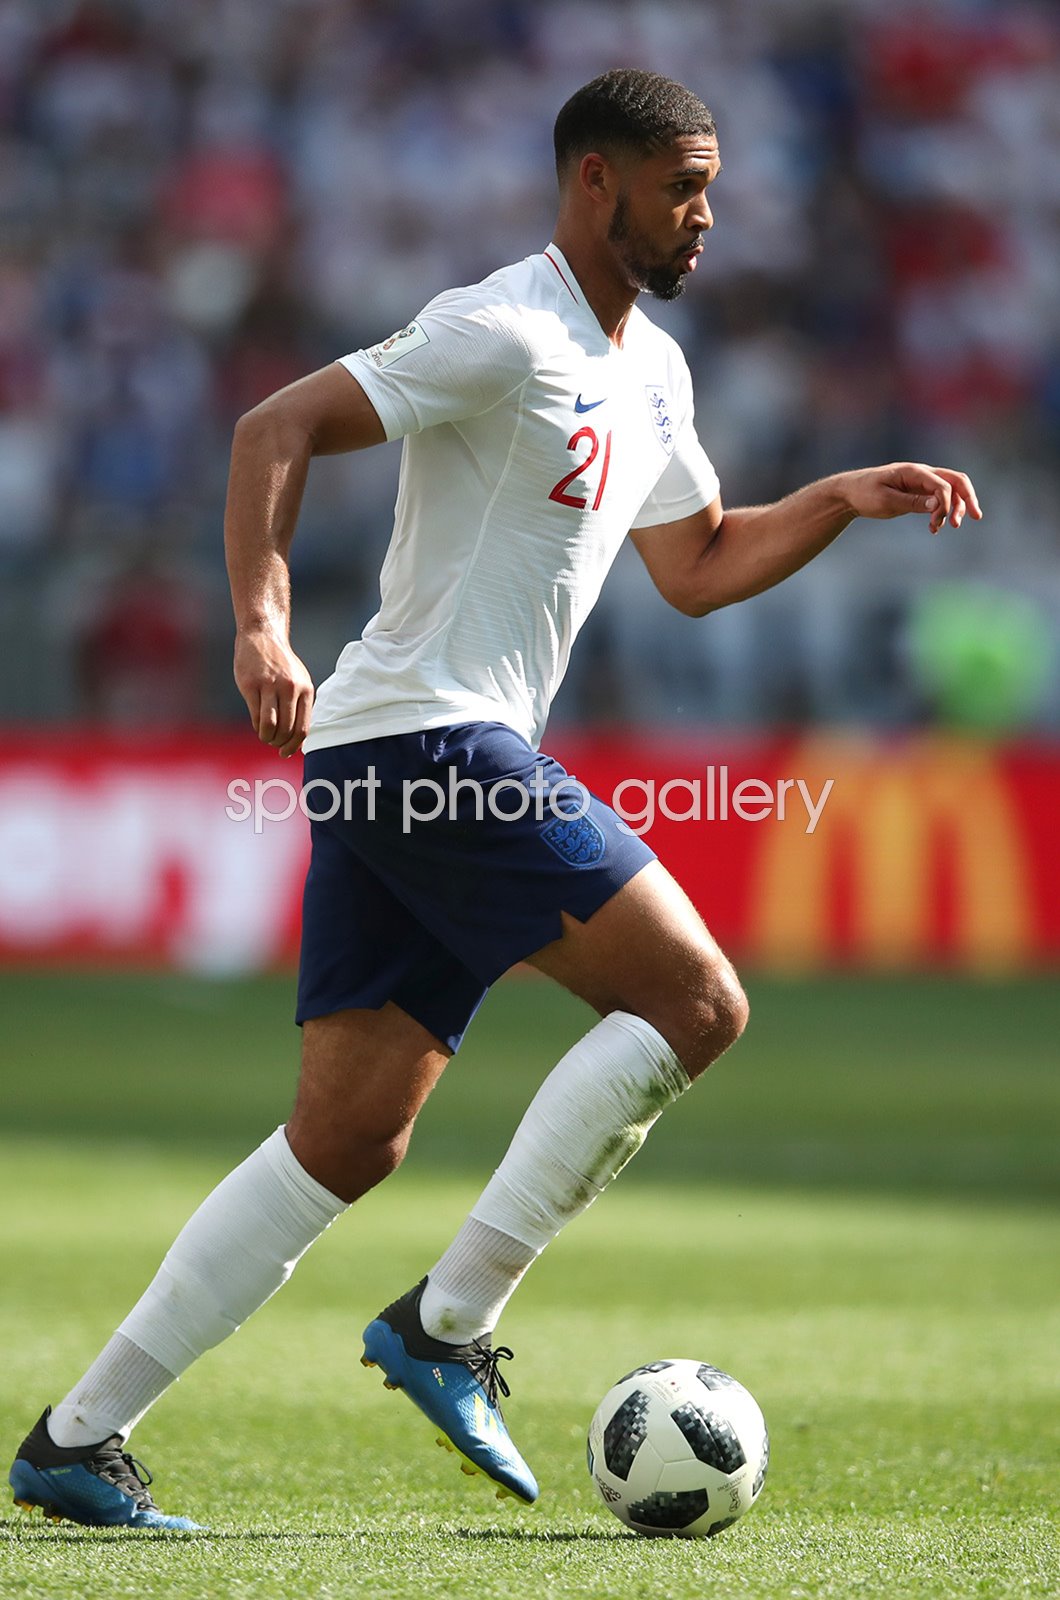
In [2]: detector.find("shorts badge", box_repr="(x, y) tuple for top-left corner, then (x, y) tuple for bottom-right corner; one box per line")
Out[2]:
(542, 810), (606, 866)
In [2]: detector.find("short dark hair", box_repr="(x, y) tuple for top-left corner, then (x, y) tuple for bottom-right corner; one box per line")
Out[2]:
(554, 69), (716, 177)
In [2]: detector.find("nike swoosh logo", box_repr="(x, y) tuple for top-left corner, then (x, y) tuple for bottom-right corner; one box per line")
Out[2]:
(574, 394), (605, 413)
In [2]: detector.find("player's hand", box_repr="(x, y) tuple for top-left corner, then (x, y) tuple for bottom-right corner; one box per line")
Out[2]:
(843, 463), (983, 535)
(234, 627), (315, 758)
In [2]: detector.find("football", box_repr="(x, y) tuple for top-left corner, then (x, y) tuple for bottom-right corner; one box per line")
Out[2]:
(587, 1359), (768, 1538)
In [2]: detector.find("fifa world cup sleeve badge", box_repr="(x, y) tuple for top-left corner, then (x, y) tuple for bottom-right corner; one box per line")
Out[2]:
(366, 321), (431, 369)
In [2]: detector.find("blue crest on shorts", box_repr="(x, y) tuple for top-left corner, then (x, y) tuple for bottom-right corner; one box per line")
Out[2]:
(542, 810), (606, 867)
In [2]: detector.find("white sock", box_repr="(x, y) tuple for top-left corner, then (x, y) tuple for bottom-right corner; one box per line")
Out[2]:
(48, 1335), (176, 1448)
(50, 1127), (347, 1441)
(419, 1011), (688, 1342)
(418, 1218), (538, 1343)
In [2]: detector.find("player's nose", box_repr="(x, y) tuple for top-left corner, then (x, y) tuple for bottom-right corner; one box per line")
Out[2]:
(683, 193), (713, 235)
(691, 197), (714, 232)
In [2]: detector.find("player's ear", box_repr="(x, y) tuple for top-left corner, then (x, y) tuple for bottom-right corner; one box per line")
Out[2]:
(578, 152), (614, 206)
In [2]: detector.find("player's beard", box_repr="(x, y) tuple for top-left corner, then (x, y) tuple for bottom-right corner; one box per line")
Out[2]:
(607, 191), (690, 302)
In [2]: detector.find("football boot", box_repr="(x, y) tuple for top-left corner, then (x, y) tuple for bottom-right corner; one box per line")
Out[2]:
(362, 1278), (538, 1504)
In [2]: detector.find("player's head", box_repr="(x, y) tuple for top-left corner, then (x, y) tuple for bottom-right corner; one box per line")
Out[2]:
(554, 69), (720, 301)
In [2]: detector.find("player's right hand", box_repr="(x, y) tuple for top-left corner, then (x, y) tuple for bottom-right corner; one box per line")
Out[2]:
(234, 628), (315, 758)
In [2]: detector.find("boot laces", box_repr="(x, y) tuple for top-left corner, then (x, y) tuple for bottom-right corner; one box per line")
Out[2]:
(465, 1341), (514, 1407)
(87, 1440), (158, 1511)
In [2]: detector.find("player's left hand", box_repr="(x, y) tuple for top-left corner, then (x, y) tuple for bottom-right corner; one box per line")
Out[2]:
(843, 463), (983, 535)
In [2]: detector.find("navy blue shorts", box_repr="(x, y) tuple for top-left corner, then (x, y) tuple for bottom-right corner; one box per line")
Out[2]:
(295, 722), (655, 1051)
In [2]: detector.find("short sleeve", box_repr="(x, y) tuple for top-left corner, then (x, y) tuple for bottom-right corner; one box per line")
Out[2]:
(631, 422), (720, 528)
(338, 292), (533, 442)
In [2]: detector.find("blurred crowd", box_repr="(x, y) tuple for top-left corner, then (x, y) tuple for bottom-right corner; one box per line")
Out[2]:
(1, 0), (1057, 732)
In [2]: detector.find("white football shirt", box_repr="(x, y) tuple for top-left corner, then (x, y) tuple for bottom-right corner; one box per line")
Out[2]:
(304, 244), (720, 752)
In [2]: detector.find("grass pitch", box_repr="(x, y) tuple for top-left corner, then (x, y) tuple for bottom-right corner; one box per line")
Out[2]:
(0, 972), (1057, 1599)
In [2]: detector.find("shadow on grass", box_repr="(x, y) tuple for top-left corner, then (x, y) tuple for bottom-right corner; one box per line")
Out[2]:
(449, 1526), (634, 1542)
(0, 1518), (634, 1545)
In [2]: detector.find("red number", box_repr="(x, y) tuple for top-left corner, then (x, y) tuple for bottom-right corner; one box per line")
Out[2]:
(547, 427), (612, 511)
(592, 427), (612, 511)
(548, 426), (598, 509)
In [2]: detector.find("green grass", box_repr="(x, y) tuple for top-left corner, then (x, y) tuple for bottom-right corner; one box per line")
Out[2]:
(4, 970), (1058, 1198)
(0, 973), (1057, 1598)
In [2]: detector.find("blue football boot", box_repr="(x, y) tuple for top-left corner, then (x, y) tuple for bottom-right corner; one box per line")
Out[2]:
(9, 1409), (203, 1530)
(361, 1278), (538, 1504)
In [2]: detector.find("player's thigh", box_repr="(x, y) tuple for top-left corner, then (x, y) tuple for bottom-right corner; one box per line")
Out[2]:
(294, 794), (486, 1141)
(527, 860), (747, 1076)
(295, 1002), (451, 1138)
(288, 1003), (451, 1193)
(291, 810), (481, 1189)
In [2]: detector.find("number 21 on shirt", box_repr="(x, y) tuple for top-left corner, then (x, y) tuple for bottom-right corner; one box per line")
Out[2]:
(548, 426), (613, 511)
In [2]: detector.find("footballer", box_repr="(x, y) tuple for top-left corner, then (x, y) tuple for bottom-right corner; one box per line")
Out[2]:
(10, 69), (980, 1527)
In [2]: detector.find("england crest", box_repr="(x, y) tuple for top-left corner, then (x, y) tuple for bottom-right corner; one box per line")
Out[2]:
(644, 385), (675, 454)
(542, 810), (605, 867)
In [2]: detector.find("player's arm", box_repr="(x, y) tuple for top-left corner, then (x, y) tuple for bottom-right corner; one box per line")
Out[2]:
(630, 463), (983, 618)
(225, 363), (386, 758)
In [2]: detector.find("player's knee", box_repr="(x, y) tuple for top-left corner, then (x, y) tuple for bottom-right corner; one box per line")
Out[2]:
(682, 962), (749, 1077)
(351, 1128), (410, 1193)
(286, 1117), (413, 1203)
(720, 965), (750, 1042)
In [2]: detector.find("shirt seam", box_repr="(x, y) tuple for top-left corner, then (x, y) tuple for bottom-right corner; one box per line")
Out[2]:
(341, 310), (535, 438)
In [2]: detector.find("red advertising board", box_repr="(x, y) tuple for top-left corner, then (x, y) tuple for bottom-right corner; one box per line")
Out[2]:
(0, 729), (1056, 972)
